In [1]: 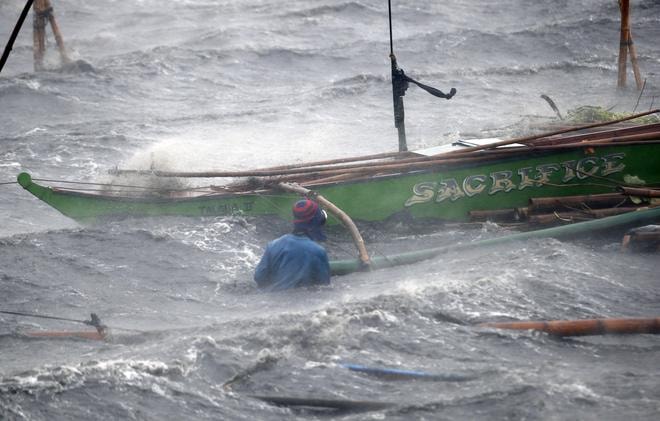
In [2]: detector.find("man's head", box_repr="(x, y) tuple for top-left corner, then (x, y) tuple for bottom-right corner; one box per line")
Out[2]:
(292, 199), (327, 241)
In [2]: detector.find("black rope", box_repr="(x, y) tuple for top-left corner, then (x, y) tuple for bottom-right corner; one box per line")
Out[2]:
(0, 0), (34, 74)
(0, 181), (16, 186)
(403, 72), (457, 100)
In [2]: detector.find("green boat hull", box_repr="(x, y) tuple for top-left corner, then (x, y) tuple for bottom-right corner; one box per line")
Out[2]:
(17, 143), (660, 224)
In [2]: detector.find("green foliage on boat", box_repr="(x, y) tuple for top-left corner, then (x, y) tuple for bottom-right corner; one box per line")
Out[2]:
(566, 105), (660, 124)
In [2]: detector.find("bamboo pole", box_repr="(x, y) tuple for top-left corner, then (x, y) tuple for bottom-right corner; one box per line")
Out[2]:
(277, 182), (371, 268)
(109, 110), (659, 180)
(627, 30), (643, 90)
(479, 317), (660, 337)
(528, 207), (643, 225)
(43, 0), (70, 64)
(112, 134), (660, 181)
(439, 109), (660, 156)
(110, 149), (511, 179)
(530, 122), (660, 146)
(528, 193), (629, 211)
(258, 151), (407, 172)
(617, 0), (630, 88)
(32, 0), (69, 70)
(32, 0), (46, 71)
(468, 208), (518, 222)
(330, 206), (660, 275)
(618, 186), (660, 198)
(25, 329), (107, 340)
(617, 0), (643, 90)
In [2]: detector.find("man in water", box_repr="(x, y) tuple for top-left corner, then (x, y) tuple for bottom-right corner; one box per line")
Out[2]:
(254, 199), (331, 291)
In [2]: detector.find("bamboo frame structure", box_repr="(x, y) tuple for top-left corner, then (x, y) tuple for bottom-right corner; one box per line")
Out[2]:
(32, 0), (69, 71)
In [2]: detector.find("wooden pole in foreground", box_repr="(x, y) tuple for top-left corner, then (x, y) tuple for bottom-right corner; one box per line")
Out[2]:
(617, 0), (643, 90)
(627, 29), (643, 90)
(479, 317), (660, 337)
(43, 0), (69, 64)
(277, 182), (371, 268)
(32, 0), (46, 71)
(617, 0), (630, 88)
(617, 186), (660, 198)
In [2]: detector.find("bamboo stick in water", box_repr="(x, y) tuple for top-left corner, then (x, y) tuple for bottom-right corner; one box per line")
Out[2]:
(480, 317), (660, 337)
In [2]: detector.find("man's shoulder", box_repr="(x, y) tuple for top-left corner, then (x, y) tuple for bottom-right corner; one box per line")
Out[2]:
(273, 234), (326, 252)
(269, 233), (294, 245)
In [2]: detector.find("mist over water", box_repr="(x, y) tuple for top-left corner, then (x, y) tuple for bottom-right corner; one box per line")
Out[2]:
(1, 1), (660, 419)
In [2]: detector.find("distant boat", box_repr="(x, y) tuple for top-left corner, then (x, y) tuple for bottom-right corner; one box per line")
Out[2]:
(17, 121), (660, 224)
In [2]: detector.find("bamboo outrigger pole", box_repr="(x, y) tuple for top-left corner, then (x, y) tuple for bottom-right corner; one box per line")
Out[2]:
(479, 317), (660, 337)
(277, 182), (371, 268)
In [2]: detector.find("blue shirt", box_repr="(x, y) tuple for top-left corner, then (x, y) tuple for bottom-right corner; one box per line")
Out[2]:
(254, 233), (331, 291)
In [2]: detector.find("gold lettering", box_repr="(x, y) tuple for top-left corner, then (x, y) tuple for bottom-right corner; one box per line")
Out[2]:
(600, 153), (625, 176)
(405, 181), (438, 207)
(463, 175), (487, 197)
(517, 167), (536, 190)
(576, 157), (599, 179)
(561, 160), (577, 182)
(436, 178), (466, 203)
(489, 171), (515, 194)
(536, 163), (560, 184)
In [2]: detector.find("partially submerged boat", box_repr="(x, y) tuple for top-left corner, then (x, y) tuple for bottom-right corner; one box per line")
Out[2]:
(16, 118), (660, 224)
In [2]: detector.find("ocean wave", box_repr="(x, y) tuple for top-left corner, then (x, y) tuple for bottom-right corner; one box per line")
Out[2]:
(281, 1), (377, 19)
(0, 358), (186, 397)
(299, 72), (387, 100)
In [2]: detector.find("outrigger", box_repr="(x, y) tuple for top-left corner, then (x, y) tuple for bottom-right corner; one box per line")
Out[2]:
(0, 310), (144, 341)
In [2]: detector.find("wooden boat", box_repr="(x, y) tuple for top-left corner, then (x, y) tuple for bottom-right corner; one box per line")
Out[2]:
(16, 119), (660, 224)
(9, 1), (659, 226)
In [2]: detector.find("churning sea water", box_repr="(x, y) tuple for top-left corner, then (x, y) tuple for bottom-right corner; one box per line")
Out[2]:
(1, 0), (659, 419)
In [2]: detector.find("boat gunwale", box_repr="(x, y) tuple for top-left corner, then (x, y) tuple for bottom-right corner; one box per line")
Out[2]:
(31, 141), (659, 201)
